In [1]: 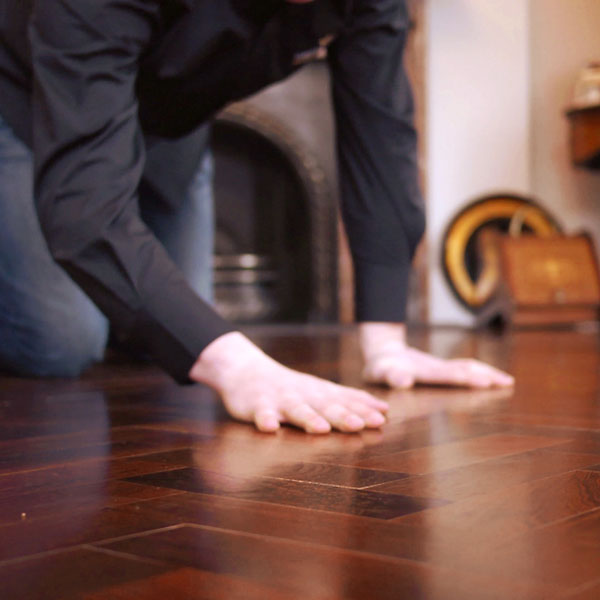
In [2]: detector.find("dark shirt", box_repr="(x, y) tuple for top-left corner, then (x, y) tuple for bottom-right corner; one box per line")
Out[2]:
(0, 0), (424, 381)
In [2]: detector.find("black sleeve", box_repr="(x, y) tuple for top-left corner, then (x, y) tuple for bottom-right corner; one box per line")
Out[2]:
(30, 0), (233, 382)
(328, 0), (425, 323)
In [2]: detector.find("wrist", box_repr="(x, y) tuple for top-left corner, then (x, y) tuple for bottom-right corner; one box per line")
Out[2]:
(189, 331), (269, 391)
(358, 322), (408, 363)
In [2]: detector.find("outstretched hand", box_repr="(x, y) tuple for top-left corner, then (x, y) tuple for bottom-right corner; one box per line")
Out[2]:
(190, 324), (514, 434)
(360, 322), (515, 389)
(189, 332), (388, 434)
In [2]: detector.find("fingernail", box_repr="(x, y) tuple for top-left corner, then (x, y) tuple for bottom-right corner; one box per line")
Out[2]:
(392, 376), (414, 389)
(310, 419), (331, 434)
(367, 413), (385, 427)
(261, 419), (280, 432)
(344, 415), (365, 430)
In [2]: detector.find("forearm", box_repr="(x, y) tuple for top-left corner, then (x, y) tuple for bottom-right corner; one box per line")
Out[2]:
(31, 0), (234, 381)
(329, 1), (425, 324)
(53, 212), (234, 381)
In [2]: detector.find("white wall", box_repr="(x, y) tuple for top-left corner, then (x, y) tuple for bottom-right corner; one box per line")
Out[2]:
(529, 0), (600, 251)
(425, 0), (600, 326)
(426, 0), (531, 325)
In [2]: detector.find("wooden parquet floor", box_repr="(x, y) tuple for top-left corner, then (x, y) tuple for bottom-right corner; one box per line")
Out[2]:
(0, 325), (599, 599)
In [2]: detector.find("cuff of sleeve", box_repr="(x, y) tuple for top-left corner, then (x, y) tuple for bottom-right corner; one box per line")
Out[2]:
(129, 280), (236, 384)
(353, 259), (411, 323)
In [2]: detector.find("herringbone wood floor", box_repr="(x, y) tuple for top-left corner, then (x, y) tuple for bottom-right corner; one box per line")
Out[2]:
(1, 325), (599, 599)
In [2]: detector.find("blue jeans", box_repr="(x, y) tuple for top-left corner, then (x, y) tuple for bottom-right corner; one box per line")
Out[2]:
(0, 116), (214, 377)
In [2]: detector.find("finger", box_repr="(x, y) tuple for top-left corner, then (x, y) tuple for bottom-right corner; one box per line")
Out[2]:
(253, 406), (281, 433)
(452, 360), (510, 389)
(412, 359), (489, 388)
(442, 364), (492, 388)
(383, 366), (416, 389)
(320, 403), (365, 432)
(363, 360), (416, 390)
(465, 363), (514, 388)
(336, 384), (390, 412)
(477, 364), (515, 387)
(347, 401), (387, 428)
(283, 403), (331, 434)
(491, 373), (515, 387)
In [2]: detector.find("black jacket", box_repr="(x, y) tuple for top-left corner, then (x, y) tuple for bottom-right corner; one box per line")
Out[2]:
(0, 0), (424, 381)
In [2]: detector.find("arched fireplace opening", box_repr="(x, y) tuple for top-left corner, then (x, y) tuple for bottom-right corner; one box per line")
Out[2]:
(212, 105), (338, 324)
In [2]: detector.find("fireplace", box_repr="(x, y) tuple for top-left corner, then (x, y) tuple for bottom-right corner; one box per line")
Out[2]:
(212, 100), (338, 323)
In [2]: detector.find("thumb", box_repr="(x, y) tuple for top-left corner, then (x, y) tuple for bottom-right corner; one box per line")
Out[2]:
(384, 366), (416, 389)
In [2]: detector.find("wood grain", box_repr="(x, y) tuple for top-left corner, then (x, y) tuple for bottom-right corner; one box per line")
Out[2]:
(99, 525), (556, 600)
(0, 548), (169, 600)
(0, 326), (598, 598)
(393, 471), (600, 541)
(371, 448), (600, 501)
(354, 433), (571, 474)
(82, 567), (301, 600)
(125, 467), (446, 519)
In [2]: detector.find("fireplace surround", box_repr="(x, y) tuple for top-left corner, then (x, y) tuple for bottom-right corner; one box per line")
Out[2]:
(212, 99), (338, 323)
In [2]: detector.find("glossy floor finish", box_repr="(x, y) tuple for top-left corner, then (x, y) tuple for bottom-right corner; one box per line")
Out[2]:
(1, 325), (600, 599)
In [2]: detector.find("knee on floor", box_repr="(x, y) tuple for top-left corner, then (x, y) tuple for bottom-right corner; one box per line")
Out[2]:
(0, 317), (108, 378)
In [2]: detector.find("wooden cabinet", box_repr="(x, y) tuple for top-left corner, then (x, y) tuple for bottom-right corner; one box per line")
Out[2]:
(566, 105), (600, 169)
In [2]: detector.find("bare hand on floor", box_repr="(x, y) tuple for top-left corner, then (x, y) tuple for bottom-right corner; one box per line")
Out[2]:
(360, 323), (515, 390)
(189, 324), (514, 434)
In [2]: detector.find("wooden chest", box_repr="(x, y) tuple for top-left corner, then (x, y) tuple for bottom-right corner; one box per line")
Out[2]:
(495, 234), (600, 326)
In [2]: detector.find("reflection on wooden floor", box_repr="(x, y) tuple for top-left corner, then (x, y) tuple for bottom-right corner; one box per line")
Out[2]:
(1, 326), (599, 599)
